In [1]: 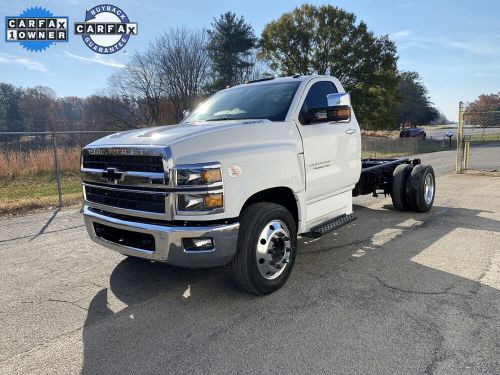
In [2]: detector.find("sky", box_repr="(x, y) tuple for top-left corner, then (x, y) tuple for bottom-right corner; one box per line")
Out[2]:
(0, 0), (499, 121)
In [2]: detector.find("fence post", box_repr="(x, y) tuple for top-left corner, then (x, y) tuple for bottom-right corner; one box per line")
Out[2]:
(456, 101), (465, 173)
(51, 132), (63, 207)
(464, 142), (470, 170)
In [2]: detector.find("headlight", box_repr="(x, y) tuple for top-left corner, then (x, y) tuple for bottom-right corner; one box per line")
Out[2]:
(178, 193), (223, 211)
(175, 163), (223, 213)
(176, 166), (222, 186)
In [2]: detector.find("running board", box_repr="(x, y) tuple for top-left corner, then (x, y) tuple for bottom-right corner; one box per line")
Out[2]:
(302, 213), (357, 239)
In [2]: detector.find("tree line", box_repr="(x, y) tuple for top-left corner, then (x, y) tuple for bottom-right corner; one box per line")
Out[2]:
(0, 4), (444, 134)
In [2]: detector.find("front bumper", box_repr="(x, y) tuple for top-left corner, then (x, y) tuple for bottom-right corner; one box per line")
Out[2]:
(83, 205), (239, 268)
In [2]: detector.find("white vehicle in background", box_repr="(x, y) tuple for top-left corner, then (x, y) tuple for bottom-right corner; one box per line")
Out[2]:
(81, 75), (435, 294)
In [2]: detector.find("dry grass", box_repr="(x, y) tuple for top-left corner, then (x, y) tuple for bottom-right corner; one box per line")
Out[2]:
(361, 130), (400, 139)
(0, 147), (81, 178)
(0, 147), (83, 215)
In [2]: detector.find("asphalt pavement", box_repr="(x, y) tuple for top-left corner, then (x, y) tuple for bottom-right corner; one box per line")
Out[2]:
(0, 149), (499, 375)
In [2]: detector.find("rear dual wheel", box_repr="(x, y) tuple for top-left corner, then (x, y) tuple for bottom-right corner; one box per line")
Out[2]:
(392, 164), (435, 212)
(408, 165), (435, 212)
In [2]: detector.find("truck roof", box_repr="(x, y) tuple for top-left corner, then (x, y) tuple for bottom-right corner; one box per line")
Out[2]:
(235, 75), (335, 87)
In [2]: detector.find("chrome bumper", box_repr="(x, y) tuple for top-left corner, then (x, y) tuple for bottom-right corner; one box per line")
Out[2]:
(83, 205), (239, 268)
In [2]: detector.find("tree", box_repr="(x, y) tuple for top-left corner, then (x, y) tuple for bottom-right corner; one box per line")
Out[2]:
(82, 95), (138, 130)
(19, 86), (57, 132)
(467, 93), (500, 113)
(154, 27), (211, 122)
(0, 83), (23, 133)
(393, 71), (438, 127)
(464, 92), (500, 127)
(54, 96), (84, 131)
(108, 51), (164, 126)
(207, 12), (257, 91)
(258, 4), (399, 129)
(108, 27), (210, 124)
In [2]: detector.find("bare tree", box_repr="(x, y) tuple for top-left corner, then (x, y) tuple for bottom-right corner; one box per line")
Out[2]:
(107, 27), (210, 125)
(108, 50), (164, 126)
(153, 27), (211, 122)
(20, 86), (57, 132)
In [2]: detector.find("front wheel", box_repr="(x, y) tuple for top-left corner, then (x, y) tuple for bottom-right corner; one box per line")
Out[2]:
(229, 202), (297, 295)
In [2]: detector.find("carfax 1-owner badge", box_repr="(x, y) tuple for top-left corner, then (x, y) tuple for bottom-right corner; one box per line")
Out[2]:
(74, 4), (138, 54)
(5, 7), (68, 52)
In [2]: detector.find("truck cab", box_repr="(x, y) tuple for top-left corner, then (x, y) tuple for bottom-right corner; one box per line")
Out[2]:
(82, 75), (434, 294)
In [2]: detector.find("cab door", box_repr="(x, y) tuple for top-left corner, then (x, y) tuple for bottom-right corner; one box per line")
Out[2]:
(295, 79), (361, 220)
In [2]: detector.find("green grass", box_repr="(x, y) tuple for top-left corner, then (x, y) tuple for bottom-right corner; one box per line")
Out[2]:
(0, 172), (82, 214)
(466, 132), (500, 142)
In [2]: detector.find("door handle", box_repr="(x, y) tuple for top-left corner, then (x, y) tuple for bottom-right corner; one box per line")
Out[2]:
(345, 129), (357, 135)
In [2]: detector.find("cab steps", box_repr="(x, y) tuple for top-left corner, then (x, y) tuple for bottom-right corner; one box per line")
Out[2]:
(302, 213), (357, 239)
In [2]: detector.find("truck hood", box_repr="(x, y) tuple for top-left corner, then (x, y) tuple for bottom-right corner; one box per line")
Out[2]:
(87, 120), (270, 147)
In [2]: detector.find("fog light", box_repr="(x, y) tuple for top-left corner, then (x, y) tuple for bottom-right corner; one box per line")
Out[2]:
(183, 237), (214, 251)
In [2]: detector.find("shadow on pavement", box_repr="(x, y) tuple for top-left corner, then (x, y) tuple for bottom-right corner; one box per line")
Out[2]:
(80, 204), (500, 374)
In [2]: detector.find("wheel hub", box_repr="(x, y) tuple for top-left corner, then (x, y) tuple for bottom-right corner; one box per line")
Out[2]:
(256, 220), (291, 280)
(424, 173), (434, 204)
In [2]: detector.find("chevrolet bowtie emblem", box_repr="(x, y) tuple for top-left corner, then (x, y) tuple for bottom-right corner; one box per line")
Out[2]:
(102, 168), (123, 183)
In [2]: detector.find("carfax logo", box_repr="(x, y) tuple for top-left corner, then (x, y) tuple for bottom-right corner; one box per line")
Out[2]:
(74, 4), (138, 54)
(5, 7), (68, 52)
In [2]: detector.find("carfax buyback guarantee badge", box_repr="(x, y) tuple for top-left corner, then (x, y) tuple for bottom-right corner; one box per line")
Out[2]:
(74, 4), (137, 54)
(5, 7), (68, 52)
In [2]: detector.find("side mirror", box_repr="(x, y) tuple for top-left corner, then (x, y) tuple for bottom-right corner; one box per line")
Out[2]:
(308, 93), (351, 124)
(183, 109), (192, 119)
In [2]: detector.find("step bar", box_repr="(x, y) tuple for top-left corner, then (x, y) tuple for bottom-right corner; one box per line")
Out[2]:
(302, 213), (357, 239)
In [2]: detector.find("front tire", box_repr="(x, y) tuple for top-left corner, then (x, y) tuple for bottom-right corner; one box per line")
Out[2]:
(229, 202), (297, 295)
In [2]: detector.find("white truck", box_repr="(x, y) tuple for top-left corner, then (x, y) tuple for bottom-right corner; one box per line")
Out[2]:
(81, 75), (435, 295)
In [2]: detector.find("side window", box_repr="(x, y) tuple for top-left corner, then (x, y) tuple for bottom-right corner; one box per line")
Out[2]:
(299, 81), (338, 125)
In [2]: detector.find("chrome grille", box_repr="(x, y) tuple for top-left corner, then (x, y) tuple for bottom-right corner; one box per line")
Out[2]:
(85, 186), (167, 213)
(82, 154), (163, 173)
(81, 146), (172, 219)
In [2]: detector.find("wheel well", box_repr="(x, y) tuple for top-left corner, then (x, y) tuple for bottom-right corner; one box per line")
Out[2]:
(241, 187), (299, 228)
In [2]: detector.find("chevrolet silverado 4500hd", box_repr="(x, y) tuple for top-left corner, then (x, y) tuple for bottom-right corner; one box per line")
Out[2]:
(81, 75), (435, 295)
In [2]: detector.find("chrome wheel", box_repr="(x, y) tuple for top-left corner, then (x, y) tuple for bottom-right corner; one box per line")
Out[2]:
(256, 220), (292, 280)
(424, 173), (434, 205)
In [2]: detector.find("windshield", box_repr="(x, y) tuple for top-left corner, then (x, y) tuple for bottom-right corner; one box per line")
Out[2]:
(184, 81), (301, 123)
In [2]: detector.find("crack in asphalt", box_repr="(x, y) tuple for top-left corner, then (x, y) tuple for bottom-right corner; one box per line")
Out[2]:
(372, 274), (455, 295)
(47, 298), (89, 312)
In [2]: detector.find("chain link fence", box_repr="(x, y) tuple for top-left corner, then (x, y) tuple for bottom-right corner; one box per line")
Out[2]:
(456, 102), (500, 173)
(1, 128), (461, 216)
(0, 131), (116, 215)
(362, 135), (456, 159)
